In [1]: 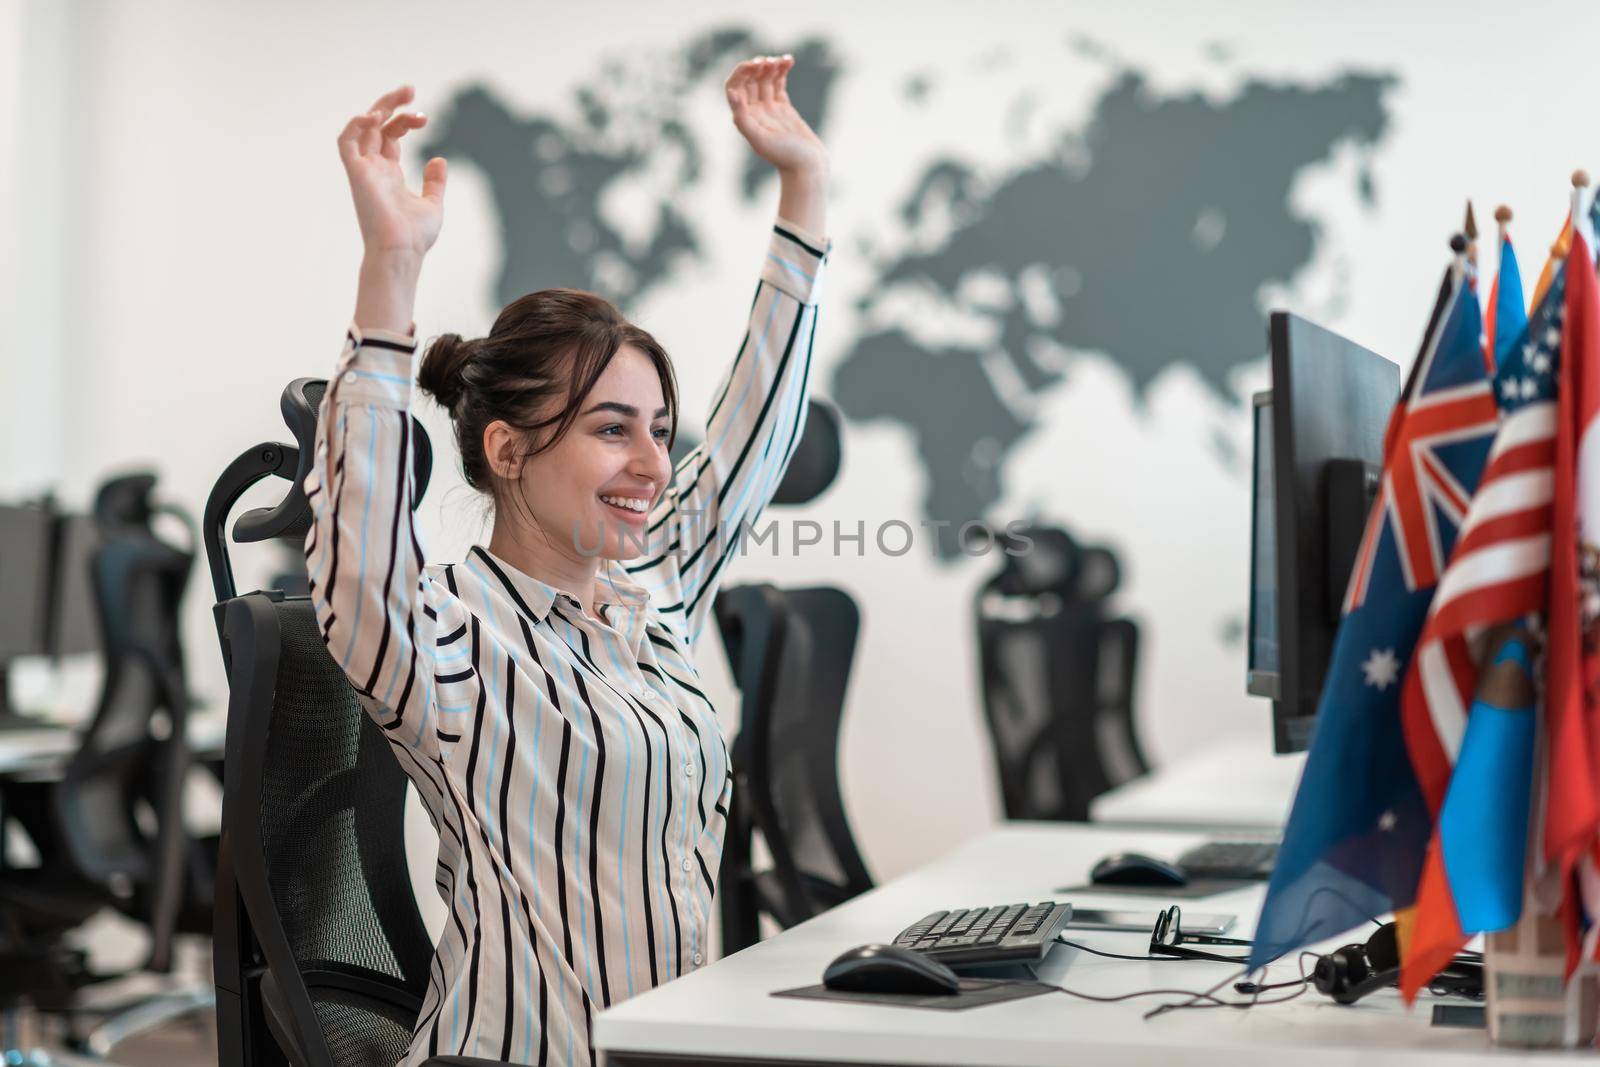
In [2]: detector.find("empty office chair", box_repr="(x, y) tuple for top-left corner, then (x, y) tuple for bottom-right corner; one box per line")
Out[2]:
(208, 378), (500, 1067)
(714, 401), (873, 954)
(716, 584), (873, 953)
(975, 525), (1147, 822)
(0, 471), (214, 1058)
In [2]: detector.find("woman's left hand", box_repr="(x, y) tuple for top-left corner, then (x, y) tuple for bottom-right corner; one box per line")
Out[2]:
(725, 56), (829, 181)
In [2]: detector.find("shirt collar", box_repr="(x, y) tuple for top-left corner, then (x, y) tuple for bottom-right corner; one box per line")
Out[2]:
(468, 545), (561, 623)
(467, 547), (652, 651)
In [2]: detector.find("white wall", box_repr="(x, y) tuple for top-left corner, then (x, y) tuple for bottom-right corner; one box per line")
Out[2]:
(20, 0), (1600, 891)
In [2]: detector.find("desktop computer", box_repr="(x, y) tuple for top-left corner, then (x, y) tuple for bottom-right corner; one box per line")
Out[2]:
(0, 502), (60, 721)
(0, 502), (104, 725)
(1180, 312), (1399, 879)
(884, 312), (1403, 967)
(1249, 311), (1401, 754)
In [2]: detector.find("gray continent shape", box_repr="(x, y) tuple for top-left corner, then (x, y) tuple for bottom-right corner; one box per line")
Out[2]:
(421, 26), (839, 313)
(833, 70), (1395, 558)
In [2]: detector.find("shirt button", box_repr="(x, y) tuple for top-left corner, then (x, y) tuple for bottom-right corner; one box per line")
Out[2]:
(692, 952), (704, 966)
(684, 761), (695, 777)
(342, 370), (357, 384)
(681, 858), (692, 872)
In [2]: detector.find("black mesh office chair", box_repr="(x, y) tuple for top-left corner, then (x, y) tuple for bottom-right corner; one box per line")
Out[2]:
(208, 378), (498, 1067)
(0, 472), (214, 1059)
(975, 525), (1147, 822)
(714, 401), (873, 954)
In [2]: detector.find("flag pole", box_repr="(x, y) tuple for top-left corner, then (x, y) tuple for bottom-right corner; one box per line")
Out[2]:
(1573, 169), (1592, 249)
(1464, 201), (1480, 286)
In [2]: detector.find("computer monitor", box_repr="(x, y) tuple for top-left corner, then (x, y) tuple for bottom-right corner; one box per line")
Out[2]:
(0, 503), (55, 660)
(0, 501), (60, 720)
(1249, 312), (1400, 754)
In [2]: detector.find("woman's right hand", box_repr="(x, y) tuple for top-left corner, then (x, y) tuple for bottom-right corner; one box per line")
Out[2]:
(338, 85), (447, 264)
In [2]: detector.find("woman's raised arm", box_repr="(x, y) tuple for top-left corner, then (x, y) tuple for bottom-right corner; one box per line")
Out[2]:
(305, 87), (451, 755)
(626, 57), (832, 643)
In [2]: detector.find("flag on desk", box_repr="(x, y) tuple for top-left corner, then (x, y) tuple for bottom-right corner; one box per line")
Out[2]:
(1484, 227), (1529, 375)
(1396, 260), (1565, 998)
(1249, 256), (1500, 971)
(1544, 227), (1600, 971)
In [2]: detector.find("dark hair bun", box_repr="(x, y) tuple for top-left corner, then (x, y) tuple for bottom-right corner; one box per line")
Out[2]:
(418, 332), (474, 410)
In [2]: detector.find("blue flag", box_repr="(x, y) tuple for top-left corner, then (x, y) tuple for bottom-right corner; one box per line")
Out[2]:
(1488, 234), (1528, 374)
(1249, 265), (1500, 968)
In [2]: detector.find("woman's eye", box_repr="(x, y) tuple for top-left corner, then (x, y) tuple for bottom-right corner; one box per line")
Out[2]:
(599, 424), (624, 437)
(652, 426), (671, 441)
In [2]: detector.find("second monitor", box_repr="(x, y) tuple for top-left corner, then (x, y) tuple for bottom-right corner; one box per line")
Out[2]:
(1249, 311), (1400, 754)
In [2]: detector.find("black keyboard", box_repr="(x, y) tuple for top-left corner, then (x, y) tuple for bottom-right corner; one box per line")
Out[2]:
(891, 901), (1073, 966)
(1177, 839), (1280, 881)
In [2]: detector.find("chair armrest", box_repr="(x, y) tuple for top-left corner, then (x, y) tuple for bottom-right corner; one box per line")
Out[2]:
(423, 1058), (512, 1066)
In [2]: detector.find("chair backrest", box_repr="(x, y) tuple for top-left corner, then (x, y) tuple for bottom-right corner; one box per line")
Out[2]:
(207, 378), (437, 1067)
(975, 525), (1147, 821)
(716, 584), (871, 951)
(52, 472), (199, 971)
(214, 594), (433, 1067)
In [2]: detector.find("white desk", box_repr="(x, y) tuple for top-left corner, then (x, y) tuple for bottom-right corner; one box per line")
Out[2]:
(0, 717), (227, 779)
(1090, 735), (1304, 832)
(595, 823), (1518, 1067)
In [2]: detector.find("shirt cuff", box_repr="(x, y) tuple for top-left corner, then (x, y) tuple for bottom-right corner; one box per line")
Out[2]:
(762, 220), (831, 305)
(332, 323), (418, 409)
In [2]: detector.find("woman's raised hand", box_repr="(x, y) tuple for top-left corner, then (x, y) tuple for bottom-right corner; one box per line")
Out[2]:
(724, 56), (829, 181)
(338, 86), (447, 264)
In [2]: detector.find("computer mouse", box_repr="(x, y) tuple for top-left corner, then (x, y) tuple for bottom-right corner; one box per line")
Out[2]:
(1089, 852), (1190, 888)
(822, 943), (961, 995)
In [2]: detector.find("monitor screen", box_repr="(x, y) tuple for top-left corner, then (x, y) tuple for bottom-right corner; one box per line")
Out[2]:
(1247, 393), (1280, 698)
(0, 503), (55, 659)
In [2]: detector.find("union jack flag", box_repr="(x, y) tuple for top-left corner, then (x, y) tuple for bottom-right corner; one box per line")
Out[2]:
(1345, 276), (1501, 613)
(1402, 268), (1564, 813)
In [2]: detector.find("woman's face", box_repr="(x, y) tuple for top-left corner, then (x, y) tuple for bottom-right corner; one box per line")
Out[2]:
(508, 345), (674, 562)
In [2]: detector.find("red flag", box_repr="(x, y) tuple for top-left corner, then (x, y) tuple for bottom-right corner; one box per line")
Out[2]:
(1544, 230), (1600, 973)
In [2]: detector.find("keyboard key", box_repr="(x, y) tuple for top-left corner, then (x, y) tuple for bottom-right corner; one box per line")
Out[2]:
(936, 935), (980, 948)
(968, 906), (1007, 936)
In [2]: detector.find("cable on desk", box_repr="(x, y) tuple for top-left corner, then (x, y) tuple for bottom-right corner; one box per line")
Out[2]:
(1036, 947), (1316, 1017)
(1054, 937), (1190, 963)
(1141, 952), (1317, 1020)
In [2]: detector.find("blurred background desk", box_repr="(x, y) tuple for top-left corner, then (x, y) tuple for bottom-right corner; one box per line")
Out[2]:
(0, 718), (226, 782)
(1089, 734), (1303, 832)
(595, 823), (1497, 1067)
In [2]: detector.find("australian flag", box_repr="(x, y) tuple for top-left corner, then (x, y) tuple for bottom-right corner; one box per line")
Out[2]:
(1250, 259), (1501, 968)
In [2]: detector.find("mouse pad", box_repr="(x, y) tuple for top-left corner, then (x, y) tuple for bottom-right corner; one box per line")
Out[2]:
(772, 978), (1053, 1011)
(1054, 878), (1251, 900)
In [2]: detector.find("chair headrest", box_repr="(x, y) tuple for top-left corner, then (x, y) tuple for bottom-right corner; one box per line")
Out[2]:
(988, 525), (1122, 601)
(93, 472), (159, 530)
(772, 400), (843, 506)
(233, 377), (432, 544)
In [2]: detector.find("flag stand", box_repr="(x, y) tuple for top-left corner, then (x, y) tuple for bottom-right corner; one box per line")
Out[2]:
(1485, 708), (1600, 1046)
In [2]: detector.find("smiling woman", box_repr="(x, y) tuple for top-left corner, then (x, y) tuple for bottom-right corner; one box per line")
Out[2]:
(415, 286), (681, 564)
(303, 55), (830, 1067)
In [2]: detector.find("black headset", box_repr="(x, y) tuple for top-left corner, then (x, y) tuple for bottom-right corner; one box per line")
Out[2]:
(1309, 923), (1483, 1004)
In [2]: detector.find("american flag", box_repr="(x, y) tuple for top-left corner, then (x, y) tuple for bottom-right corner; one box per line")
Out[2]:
(1401, 268), (1566, 813)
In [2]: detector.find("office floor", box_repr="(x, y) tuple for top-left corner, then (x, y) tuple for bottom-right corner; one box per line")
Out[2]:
(112, 1012), (216, 1067)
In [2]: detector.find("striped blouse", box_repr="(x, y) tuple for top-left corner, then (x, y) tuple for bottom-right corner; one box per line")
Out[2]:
(304, 221), (828, 1067)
